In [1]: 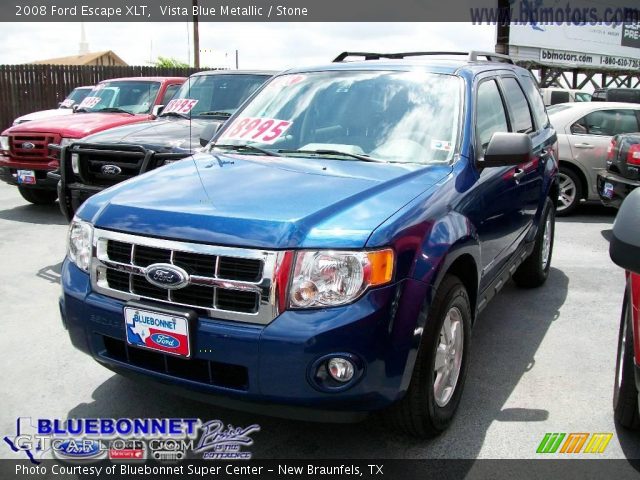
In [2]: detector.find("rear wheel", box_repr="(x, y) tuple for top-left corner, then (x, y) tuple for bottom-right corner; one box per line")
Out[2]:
(387, 274), (471, 437)
(556, 167), (582, 216)
(18, 186), (57, 205)
(613, 290), (640, 430)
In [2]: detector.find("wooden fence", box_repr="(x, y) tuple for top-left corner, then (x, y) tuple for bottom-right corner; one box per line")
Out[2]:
(0, 64), (211, 130)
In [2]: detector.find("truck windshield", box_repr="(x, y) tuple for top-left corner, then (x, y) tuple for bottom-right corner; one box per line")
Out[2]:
(62, 87), (91, 108)
(77, 81), (161, 114)
(214, 71), (462, 164)
(162, 74), (271, 119)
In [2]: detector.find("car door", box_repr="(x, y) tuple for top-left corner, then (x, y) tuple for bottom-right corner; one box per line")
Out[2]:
(567, 108), (640, 197)
(472, 76), (530, 286)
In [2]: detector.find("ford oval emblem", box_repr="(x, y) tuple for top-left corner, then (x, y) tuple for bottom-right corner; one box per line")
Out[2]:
(53, 439), (104, 460)
(101, 164), (122, 175)
(150, 333), (181, 349)
(22, 142), (35, 150)
(145, 263), (189, 290)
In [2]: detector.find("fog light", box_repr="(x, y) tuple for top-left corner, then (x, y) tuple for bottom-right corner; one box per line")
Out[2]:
(327, 358), (354, 383)
(71, 153), (80, 174)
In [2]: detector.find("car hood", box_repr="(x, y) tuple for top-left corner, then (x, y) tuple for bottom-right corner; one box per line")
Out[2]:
(81, 117), (221, 152)
(79, 153), (451, 249)
(13, 108), (73, 124)
(4, 112), (150, 137)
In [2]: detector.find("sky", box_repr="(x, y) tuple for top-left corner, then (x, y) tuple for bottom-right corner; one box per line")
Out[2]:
(0, 22), (496, 70)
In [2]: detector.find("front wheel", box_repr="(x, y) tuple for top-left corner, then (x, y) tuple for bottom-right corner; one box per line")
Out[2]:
(18, 186), (57, 205)
(513, 197), (555, 288)
(613, 290), (640, 430)
(387, 274), (471, 437)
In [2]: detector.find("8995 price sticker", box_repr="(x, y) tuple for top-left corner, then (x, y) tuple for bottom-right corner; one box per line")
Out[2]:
(219, 117), (292, 144)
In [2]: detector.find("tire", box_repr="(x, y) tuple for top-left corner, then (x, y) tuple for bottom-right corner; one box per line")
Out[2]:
(556, 166), (582, 216)
(513, 197), (555, 289)
(18, 186), (57, 205)
(387, 274), (471, 437)
(613, 290), (640, 430)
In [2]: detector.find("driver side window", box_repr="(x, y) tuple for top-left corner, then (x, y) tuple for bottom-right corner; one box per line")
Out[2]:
(476, 79), (509, 154)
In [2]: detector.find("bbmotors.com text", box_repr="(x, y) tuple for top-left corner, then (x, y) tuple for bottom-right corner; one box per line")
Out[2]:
(471, 3), (640, 26)
(541, 50), (593, 64)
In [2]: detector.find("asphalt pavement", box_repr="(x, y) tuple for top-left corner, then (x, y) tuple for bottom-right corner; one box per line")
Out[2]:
(1, 180), (638, 461)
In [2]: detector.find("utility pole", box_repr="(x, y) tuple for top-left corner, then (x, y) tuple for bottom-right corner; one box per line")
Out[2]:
(192, 0), (200, 68)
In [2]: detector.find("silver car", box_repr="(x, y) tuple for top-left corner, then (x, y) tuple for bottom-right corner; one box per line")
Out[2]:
(548, 102), (640, 215)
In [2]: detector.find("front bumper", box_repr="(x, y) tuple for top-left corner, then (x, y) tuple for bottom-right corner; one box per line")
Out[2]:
(597, 171), (640, 209)
(0, 157), (58, 190)
(60, 259), (430, 419)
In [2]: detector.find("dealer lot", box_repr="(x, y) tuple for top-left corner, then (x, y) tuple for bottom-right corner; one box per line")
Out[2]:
(0, 179), (639, 460)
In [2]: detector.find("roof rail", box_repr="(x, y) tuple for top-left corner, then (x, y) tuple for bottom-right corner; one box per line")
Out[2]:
(333, 50), (514, 64)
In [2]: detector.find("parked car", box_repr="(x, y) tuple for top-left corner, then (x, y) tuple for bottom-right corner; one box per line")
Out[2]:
(0, 77), (185, 205)
(12, 86), (94, 126)
(592, 88), (640, 104)
(540, 87), (590, 106)
(597, 133), (640, 208)
(59, 51), (558, 437)
(609, 188), (640, 430)
(56, 70), (275, 222)
(548, 102), (640, 215)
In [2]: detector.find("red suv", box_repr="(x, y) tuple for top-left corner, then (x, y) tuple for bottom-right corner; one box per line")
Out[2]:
(0, 77), (185, 205)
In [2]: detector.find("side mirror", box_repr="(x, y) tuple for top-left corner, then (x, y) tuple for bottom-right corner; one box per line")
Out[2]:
(610, 188), (640, 274)
(479, 132), (532, 168)
(152, 105), (164, 117)
(72, 104), (79, 112)
(200, 122), (221, 147)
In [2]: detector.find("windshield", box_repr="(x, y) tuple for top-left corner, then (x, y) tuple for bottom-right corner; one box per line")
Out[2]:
(61, 87), (91, 108)
(161, 74), (271, 118)
(574, 92), (591, 102)
(77, 81), (161, 114)
(214, 71), (462, 164)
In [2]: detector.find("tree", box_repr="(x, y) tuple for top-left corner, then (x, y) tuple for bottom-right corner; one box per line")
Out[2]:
(152, 56), (190, 68)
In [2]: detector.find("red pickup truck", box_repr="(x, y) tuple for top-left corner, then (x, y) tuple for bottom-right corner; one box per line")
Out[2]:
(0, 76), (185, 205)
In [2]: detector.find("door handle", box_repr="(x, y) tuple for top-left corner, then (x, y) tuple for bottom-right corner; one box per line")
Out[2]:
(513, 168), (526, 181)
(574, 143), (594, 149)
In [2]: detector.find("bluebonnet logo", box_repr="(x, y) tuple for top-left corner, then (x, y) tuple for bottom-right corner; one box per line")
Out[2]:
(194, 420), (260, 460)
(150, 333), (180, 349)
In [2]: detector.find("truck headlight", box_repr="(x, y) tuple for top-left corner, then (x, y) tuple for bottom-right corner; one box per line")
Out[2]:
(67, 218), (94, 272)
(0, 136), (9, 151)
(289, 249), (394, 308)
(71, 153), (80, 174)
(60, 138), (81, 148)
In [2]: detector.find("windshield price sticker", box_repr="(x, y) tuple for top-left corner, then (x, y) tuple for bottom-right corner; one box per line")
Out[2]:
(220, 117), (292, 144)
(60, 99), (74, 108)
(269, 74), (306, 89)
(163, 99), (199, 114)
(79, 96), (101, 108)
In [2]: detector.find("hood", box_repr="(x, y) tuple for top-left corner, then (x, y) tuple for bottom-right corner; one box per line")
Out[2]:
(79, 153), (451, 249)
(4, 112), (150, 137)
(81, 117), (219, 152)
(13, 108), (73, 124)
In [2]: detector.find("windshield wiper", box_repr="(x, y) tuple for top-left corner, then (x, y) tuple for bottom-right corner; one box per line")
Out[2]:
(96, 107), (135, 116)
(277, 149), (384, 163)
(198, 111), (232, 118)
(160, 111), (190, 119)
(212, 144), (281, 157)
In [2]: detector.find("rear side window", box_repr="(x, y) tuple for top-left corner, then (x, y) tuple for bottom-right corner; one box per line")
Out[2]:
(161, 84), (181, 104)
(501, 77), (534, 133)
(476, 79), (509, 151)
(550, 90), (570, 105)
(571, 109), (640, 136)
(520, 76), (549, 131)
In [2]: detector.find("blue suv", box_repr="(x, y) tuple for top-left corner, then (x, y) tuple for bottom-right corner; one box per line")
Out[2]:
(61, 51), (558, 437)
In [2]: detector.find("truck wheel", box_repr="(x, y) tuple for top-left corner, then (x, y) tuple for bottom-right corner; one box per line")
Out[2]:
(613, 291), (640, 430)
(387, 274), (471, 437)
(556, 167), (582, 216)
(513, 197), (555, 289)
(18, 186), (58, 205)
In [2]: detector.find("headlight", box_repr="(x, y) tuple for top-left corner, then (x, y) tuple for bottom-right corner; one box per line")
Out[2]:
(71, 153), (80, 174)
(67, 218), (93, 272)
(60, 138), (81, 148)
(289, 249), (394, 308)
(0, 136), (9, 151)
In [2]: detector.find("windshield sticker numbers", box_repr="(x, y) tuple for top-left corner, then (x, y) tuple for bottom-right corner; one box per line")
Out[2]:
(265, 75), (306, 91)
(163, 99), (199, 114)
(431, 140), (452, 151)
(60, 99), (74, 108)
(219, 117), (292, 144)
(78, 96), (101, 108)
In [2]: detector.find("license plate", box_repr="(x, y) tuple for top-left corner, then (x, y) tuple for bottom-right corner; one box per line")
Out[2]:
(16, 170), (36, 185)
(124, 307), (190, 358)
(602, 182), (614, 199)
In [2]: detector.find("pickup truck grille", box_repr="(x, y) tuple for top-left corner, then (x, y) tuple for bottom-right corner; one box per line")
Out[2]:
(9, 133), (60, 161)
(91, 229), (284, 324)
